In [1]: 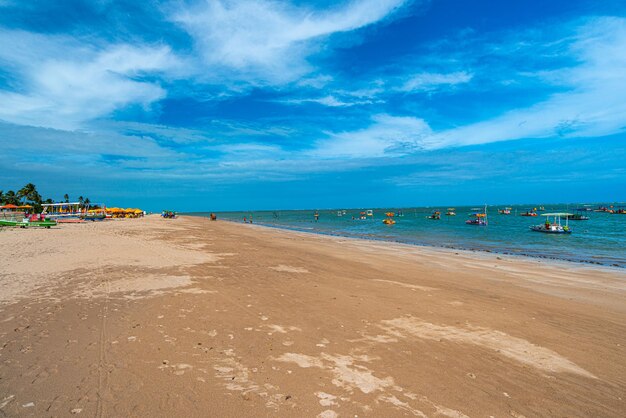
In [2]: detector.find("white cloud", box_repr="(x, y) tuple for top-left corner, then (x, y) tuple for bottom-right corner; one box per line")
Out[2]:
(172, 0), (408, 85)
(424, 17), (626, 149)
(0, 30), (179, 130)
(276, 94), (376, 107)
(400, 71), (473, 92)
(313, 114), (432, 158)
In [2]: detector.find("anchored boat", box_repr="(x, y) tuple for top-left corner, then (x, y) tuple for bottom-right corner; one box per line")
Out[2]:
(520, 209), (538, 217)
(568, 209), (590, 221)
(530, 213), (572, 234)
(427, 210), (441, 220)
(466, 206), (488, 226)
(382, 212), (395, 225)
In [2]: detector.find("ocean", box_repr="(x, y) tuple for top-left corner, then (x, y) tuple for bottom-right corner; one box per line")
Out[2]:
(187, 205), (626, 268)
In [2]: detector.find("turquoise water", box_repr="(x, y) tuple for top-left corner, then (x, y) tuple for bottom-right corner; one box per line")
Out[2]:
(188, 205), (626, 268)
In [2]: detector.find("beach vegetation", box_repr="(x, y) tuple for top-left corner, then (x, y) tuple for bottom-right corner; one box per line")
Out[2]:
(1, 183), (93, 213)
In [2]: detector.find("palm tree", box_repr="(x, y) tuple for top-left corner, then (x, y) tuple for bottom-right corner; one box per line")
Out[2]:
(3, 190), (19, 205)
(84, 198), (91, 208)
(17, 183), (37, 204)
(64, 194), (69, 203)
(0, 190), (4, 204)
(78, 196), (84, 207)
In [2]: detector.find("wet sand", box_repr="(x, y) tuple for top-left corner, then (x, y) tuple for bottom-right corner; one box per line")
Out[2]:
(0, 215), (624, 417)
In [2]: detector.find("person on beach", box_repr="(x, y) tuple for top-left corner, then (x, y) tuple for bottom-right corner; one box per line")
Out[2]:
(243, 217), (247, 223)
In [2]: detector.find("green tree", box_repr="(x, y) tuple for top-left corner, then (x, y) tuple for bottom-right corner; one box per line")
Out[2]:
(3, 190), (19, 205)
(78, 196), (84, 207)
(64, 194), (69, 203)
(0, 190), (4, 205)
(17, 183), (36, 204)
(84, 197), (91, 208)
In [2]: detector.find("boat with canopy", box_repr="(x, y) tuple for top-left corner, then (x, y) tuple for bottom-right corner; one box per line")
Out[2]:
(568, 208), (590, 220)
(466, 206), (488, 226)
(0, 204), (56, 228)
(530, 213), (573, 234)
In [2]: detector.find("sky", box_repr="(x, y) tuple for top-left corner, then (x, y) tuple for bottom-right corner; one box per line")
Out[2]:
(0, 0), (625, 211)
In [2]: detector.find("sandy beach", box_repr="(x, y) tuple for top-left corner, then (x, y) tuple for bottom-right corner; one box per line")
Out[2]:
(0, 215), (624, 417)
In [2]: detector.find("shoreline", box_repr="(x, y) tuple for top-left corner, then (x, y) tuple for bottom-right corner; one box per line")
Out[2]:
(189, 215), (626, 271)
(1, 215), (625, 417)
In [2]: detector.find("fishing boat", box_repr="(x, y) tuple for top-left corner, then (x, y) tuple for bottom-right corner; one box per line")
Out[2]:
(427, 210), (441, 220)
(445, 208), (456, 216)
(0, 205), (57, 228)
(358, 211), (367, 220)
(498, 207), (512, 215)
(520, 209), (538, 217)
(466, 206), (488, 226)
(337, 210), (343, 217)
(382, 212), (395, 225)
(366, 210), (373, 217)
(594, 206), (613, 213)
(42, 202), (87, 222)
(530, 213), (572, 234)
(567, 209), (590, 220)
(0, 218), (57, 228)
(82, 205), (107, 221)
(611, 206), (626, 215)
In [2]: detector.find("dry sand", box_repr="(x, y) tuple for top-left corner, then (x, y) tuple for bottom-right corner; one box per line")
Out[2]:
(0, 215), (624, 417)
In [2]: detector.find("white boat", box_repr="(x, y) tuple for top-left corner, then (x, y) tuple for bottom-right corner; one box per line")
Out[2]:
(42, 202), (84, 222)
(530, 213), (572, 234)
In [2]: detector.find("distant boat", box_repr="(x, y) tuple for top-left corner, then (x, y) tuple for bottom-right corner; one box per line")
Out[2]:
(612, 206), (626, 215)
(445, 208), (456, 216)
(568, 209), (590, 220)
(520, 209), (538, 217)
(498, 207), (512, 215)
(337, 210), (343, 217)
(466, 205), (488, 226)
(594, 206), (613, 213)
(530, 213), (572, 234)
(427, 210), (441, 220)
(366, 210), (373, 217)
(382, 212), (395, 225)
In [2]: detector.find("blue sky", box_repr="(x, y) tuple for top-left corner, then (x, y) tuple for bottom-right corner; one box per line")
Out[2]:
(0, 0), (625, 211)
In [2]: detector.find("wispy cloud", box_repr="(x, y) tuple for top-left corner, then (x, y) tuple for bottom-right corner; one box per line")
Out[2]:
(172, 0), (408, 85)
(423, 17), (626, 148)
(313, 114), (432, 158)
(399, 71), (473, 92)
(0, 29), (179, 130)
(275, 95), (377, 107)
